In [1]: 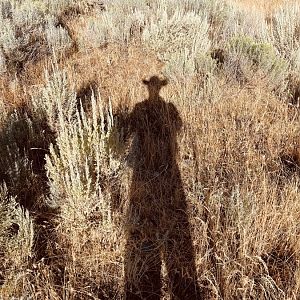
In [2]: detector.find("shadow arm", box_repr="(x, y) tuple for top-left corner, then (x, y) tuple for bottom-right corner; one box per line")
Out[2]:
(168, 102), (183, 131)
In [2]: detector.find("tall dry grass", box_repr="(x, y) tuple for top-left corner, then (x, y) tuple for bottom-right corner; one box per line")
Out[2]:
(1, 0), (300, 299)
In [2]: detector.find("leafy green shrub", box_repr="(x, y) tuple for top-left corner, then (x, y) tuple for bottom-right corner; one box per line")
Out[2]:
(229, 36), (279, 67)
(226, 35), (288, 90)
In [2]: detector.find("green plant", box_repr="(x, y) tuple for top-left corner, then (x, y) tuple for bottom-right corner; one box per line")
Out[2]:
(226, 35), (288, 89)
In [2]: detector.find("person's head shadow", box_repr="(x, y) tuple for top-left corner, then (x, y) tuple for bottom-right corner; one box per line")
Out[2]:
(123, 76), (202, 299)
(142, 75), (168, 101)
(124, 76), (183, 174)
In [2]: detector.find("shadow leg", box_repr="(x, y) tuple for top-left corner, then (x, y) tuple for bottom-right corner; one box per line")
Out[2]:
(164, 218), (202, 300)
(125, 235), (162, 300)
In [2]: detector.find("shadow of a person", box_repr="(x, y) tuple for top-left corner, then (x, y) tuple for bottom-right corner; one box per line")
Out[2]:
(124, 76), (201, 300)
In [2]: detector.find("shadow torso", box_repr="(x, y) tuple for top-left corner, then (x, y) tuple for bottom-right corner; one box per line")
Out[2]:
(128, 97), (182, 176)
(127, 98), (184, 233)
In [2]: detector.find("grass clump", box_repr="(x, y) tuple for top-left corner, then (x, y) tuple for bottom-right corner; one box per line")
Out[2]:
(0, 184), (33, 296)
(225, 35), (288, 89)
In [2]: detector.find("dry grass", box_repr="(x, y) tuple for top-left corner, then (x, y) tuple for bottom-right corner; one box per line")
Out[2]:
(1, 0), (300, 299)
(229, 0), (284, 11)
